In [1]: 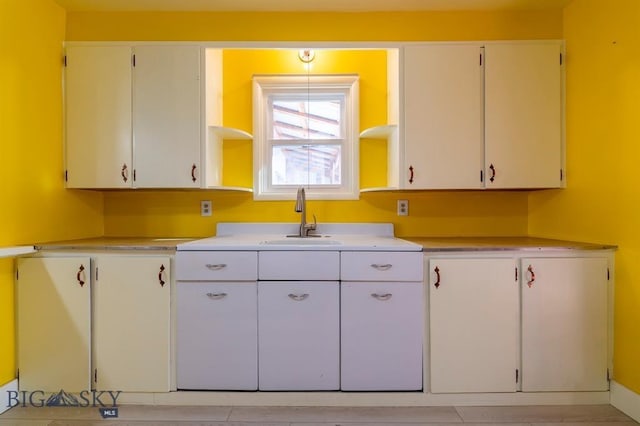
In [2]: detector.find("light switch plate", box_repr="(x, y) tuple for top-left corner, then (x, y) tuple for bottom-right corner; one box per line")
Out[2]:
(201, 200), (212, 217)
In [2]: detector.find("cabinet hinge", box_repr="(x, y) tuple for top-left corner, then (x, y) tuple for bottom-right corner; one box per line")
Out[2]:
(63, 55), (67, 67)
(560, 169), (564, 181)
(133, 169), (136, 181)
(15, 268), (18, 280)
(607, 368), (610, 381)
(132, 54), (136, 67)
(480, 52), (483, 66)
(480, 170), (484, 183)
(515, 267), (518, 282)
(607, 268), (610, 281)
(64, 170), (68, 182)
(560, 52), (563, 65)
(96, 267), (99, 281)
(16, 369), (19, 379)
(94, 369), (97, 383)
(516, 369), (519, 383)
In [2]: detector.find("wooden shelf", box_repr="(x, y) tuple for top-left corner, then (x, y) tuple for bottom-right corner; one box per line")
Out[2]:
(0, 246), (36, 258)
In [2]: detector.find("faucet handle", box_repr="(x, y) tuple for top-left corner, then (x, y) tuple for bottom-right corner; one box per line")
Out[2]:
(310, 214), (317, 230)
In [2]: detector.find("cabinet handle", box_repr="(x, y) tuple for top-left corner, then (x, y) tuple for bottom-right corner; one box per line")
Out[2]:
(206, 292), (227, 300)
(121, 163), (129, 183)
(526, 265), (536, 288)
(370, 263), (392, 271)
(205, 263), (227, 270)
(409, 165), (414, 184)
(191, 164), (197, 183)
(76, 264), (86, 287)
(288, 293), (309, 301)
(371, 293), (392, 301)
(434, 266), (441, 289)
(158, 264), (166, 287)
(489, 163), (496, 183)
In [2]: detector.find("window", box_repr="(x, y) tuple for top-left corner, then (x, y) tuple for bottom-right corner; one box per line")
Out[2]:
(253, 75), (359, 200)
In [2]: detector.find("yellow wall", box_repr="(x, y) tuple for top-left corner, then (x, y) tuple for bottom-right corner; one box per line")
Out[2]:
(0, 0), (104, 385)
(67, 9), (562, 238)
(529, 0), (640, 393)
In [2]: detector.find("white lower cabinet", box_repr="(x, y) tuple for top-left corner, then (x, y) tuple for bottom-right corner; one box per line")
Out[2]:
(176, 282), (257, 390)
(258, 281), (340, 390)
(428, 257), (519, 393)
(93, 255), (171, 392)
(16, 257), (92, 392)
(521, 257), (609, 392)
(341, 281), (423, 390)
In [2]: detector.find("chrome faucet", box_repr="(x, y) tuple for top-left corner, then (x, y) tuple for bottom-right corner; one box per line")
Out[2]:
(295, 187), (317, 237)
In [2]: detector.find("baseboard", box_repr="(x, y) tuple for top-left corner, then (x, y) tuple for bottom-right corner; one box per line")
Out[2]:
(0, 379), (18, 415)
(611, 381), (640, 422)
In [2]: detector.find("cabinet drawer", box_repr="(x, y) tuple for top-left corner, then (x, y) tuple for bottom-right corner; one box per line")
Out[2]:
(341, 251), (423, 281)
(259, 251), (339, 280)
(175, 251), (257, 281)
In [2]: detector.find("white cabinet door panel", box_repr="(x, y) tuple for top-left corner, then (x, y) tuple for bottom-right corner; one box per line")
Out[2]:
(177, 282), (257, 390)
(17, 257), (92, 392)
(521, 257), (608, 391)
(65, 46), (132, 188)
(258, 281), (339, 390)
(133, 45), (201, 188)
(484, 42), (563, 188)
(341, 281), (423, 390)
(403, 44), (484, 189)
(429, 257), (518, 393)
(93, 256), (171, 392)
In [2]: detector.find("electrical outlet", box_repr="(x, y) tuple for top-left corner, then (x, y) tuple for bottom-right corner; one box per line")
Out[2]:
(200, 200), (212, 217)
(397, 199), (409, 216)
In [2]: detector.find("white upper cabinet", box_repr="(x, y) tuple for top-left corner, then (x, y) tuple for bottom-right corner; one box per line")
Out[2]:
(400, 41), (564, 190)
(65, 46), (133, 188)
(403, 44), (484, 189)
(133, 46), (201, 188)
(484, 42), (564, 188)
(65, 44), (202, 189)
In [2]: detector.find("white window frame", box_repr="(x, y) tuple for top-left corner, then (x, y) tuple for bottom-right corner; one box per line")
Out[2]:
(253, 74), (359, 200)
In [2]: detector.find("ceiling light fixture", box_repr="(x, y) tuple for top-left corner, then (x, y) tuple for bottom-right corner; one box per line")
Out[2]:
(298, 49), (315, 63)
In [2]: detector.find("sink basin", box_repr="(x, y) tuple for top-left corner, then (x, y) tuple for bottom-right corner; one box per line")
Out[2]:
(261, 238), (342, 246)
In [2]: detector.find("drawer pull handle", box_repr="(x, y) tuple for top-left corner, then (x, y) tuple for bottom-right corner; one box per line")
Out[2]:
(205, 264), (227, 270)
(526, 265), (536, 288)
(434, 266), (441, 289)
(371, 263), (392, 271)
(206, 292), (227, 300)
(371, 293), (392, 301)
(288, 293), (309, 301)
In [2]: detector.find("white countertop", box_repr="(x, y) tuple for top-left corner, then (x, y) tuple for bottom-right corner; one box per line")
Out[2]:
(177, 223), (422, 252)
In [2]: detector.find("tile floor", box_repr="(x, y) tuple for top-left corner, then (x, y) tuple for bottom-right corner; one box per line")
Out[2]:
(0, 404), (637, 426)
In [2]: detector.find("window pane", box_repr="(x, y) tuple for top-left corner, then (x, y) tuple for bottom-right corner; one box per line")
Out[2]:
(272, 144), (342, 186)
(272, 99), (342, 140)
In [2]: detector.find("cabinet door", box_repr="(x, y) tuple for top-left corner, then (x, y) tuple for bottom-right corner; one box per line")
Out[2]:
(341, 281), (423, 390)
(521, 257), (608, 391)
(17, 257), (91, 392)
(403, 44), (484, 189)
(93, 256), (171, 392)
(484, 42), (563, 188)
(177, 282), (257, 390)
(133, 46), (201, 188)
(65, 46), (132, 188)
(429, 257), (518, 393)
(258, 281), (339, 390)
